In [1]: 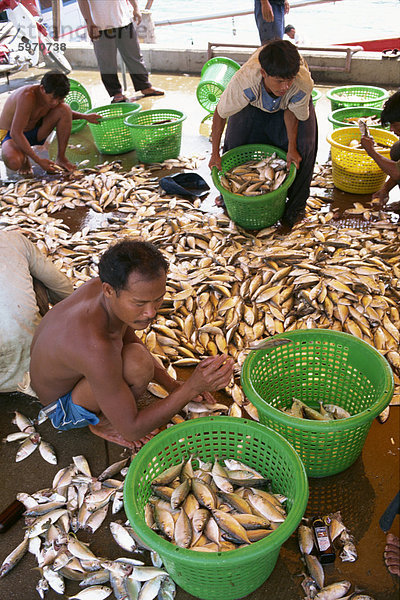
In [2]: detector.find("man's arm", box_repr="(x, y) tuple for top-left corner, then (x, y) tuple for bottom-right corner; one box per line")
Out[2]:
(86, 345), (233, 441)
(283, 108), (301, 168)
(128, 0), (142, 24)
(71, 109), (102, 125)
(361, 135), (400, 180)
(208, 108), (227, 170)
(22, 234), (73, 303)
(77, 0), (99, 40)
(261, 0), (274, 22)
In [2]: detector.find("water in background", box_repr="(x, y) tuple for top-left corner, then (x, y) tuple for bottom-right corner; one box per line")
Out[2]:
(150, 0), (399, 48)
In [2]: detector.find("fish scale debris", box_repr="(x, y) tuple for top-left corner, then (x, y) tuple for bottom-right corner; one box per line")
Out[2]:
(0, 455), (176, 599)
(1, 158), (399, 421)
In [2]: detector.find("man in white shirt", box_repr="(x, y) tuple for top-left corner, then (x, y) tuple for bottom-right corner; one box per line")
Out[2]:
(0, 230), (73, 393)
(209, 40), (317, 228)
(77, 0), (163, 103)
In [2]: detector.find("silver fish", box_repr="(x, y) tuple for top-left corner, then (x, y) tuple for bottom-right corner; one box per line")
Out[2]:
(0, 534), (29, 577)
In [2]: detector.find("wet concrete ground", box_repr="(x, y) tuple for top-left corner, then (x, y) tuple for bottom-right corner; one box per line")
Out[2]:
(0, 67), (399, 600)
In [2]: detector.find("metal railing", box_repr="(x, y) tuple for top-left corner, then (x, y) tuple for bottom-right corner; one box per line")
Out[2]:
(207, 42), (364, 72)
(153, 0), (344, 27)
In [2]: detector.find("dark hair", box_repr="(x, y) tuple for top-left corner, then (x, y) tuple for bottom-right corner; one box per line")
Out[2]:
(284, 24), (295, 34)
(99, 239), (168, 293)
(259, 40), (300, 79)
(40, 71), (70, 99)
(380, 89), (400, 126)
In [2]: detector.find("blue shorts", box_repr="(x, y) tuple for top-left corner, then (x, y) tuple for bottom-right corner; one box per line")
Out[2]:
(1, 122), (46, 147)
(41, 392), (100, 431)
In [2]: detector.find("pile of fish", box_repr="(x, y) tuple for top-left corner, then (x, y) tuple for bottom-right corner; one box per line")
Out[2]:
(279, 398), (352, 421)
(144, 455), (287, 550)
(347, 139), (389, 150)
(0, 454), (177, 600)
(342, 115), (381, 128)
(0, 156), (399, 420)
(298, 512), (375, 600)
(219, 155), (288, 196)
(3, 411), (57, 464)
(298, 512), (357, 564)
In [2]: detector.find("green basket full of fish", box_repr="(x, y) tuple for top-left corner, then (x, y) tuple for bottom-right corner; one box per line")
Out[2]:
(212, 144), (296, 230)
(328, 106), (387, 130)
(123, 417), (308, 600)
(241, 330), (394, 478)
(125, 109), (186, 164)
(326, 85), (390, 112)
(86, 102), (141, 154)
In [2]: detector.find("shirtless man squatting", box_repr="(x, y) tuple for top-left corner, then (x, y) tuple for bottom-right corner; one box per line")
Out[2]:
(30, 239), (235, 450)
(0, 70), (100, 175)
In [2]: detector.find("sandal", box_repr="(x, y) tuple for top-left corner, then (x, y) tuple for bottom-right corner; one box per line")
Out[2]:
(111, 94), (129, 103)
(382, 48), (400, 60)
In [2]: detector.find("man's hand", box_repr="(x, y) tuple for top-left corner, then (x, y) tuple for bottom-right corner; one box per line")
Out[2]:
(131, 1), (142, 25)
(37, 157), (64, 173)
(87, 23), (100, 41)
(56, 156), (76, 172)
(191, 391), (217, 404)
(286, 147), (302, 169)
(188, 355), (234, 397)
(284, 0), (290, 15)
(360, 134), (375, 156)
(85, 113), (102, 125)
(209, 152), (222, 171)
(261, 0), (274, 22)
(372, 188), (389, 206)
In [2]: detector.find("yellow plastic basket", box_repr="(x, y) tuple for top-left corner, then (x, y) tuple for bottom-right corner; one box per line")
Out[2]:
(326, 127), (397, 194)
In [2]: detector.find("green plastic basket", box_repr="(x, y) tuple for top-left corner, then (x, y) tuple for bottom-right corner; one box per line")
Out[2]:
(124, 417), (308, 600)
(328, 106), (386, 130)
(241, 330), (394, 478)
(212, 144), (296, 230)
(311, 89), (322, 106)
(196, 57), (241, 113)
(65, 79), (92, 134)
(86, 103), (141, 154)
(326, 85), (390, 112)
(125, 109), (186, 163)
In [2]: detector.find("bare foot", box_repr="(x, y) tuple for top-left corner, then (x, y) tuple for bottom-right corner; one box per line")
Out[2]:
(89, 414), (160, 451)
(384, 533), (400, 576)
(18, 156), (33, 176)
(56, 156), (76, 172)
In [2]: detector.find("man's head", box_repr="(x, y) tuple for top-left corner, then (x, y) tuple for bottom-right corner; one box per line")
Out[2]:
(284, 24), (296, 39)
(259, 40), (300, 97)
(40, 71), (70, 101)
(381, 89), (400, 136)
(99, 239), (168, 329)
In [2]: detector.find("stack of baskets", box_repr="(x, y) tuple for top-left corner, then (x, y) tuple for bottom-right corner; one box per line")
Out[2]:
(124, 109), (186, 163)
(326, 85), (390, 111)
(211, 144), (296, 229)
(124, 417), (308, 600)
(326, 126), (398, 193)
(196, 57), (241, 113)
(241, 330), (394, 478)
(86, 103), (141, 154)
(64, 79), (92, 134)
